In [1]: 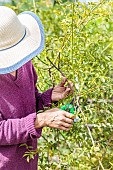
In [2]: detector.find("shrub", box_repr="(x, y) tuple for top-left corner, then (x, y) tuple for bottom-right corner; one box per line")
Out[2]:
(8, 1), (113, 169)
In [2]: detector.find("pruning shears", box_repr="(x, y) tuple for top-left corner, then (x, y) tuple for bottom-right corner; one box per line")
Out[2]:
(60, 97), (80, 122)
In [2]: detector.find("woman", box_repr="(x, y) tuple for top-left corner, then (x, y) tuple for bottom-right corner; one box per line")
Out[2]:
(0, 6), (74, 170)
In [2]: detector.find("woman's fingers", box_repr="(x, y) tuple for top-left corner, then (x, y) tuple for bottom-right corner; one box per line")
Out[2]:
(64, 111), (75, 120)
(58, 77), (67, 87)
(62, 88), (71, 98)
(67, 81), (74, 94)
(43, 109), (75, 131)
(61, 122), (73, 128)
(58, 126), (71, 131)
(64, 117), (74, 124)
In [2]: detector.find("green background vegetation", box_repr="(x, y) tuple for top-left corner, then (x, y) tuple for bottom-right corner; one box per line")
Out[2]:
(4, 0), (113, 169)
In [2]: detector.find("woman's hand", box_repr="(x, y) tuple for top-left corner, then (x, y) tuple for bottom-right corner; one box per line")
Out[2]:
(35, 108), (75, 131)
(51, 77), (74, 102)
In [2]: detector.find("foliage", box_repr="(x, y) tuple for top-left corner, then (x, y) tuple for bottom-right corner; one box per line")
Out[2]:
(8, 0), (113, 169)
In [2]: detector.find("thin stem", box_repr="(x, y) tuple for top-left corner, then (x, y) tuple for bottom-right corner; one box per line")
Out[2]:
(46, 56), (65, 77)
(56, 129), (61, 165)
(71, 2), (74, 66)
(77, 0), (106, 28)
(59, 0), (106, 54)
(48, 68), (55, 87)
(33, 0), (36, 14)
(97, 134), (113, 170)
(76, 97), (95, 146)
(36, 56), (49, 66)
(76, 97), (105, 170)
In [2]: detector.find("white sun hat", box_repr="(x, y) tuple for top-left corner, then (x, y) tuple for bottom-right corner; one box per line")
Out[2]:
(0, 6), (45, 74)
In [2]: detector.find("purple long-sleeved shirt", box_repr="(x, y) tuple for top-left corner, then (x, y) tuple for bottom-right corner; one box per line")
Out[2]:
(0, 61), (52, 170)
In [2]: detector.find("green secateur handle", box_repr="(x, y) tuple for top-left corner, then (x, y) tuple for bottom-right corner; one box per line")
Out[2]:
(60, 104), (79, 122)
(60, 104), (75, 114)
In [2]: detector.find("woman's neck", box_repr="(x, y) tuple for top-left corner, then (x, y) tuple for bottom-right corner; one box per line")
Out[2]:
(10, 71), (16, 77)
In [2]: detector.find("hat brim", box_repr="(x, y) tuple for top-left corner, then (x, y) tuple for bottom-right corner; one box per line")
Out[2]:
(0, 11), (44, 74)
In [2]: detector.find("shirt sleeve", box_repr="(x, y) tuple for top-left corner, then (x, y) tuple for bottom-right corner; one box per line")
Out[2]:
(32, 64), (53, 112)
(0, 112), (42, 145)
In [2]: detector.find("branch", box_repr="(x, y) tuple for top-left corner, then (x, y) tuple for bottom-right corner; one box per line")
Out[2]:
(76, 97), (105, 170)
(46, 56), (66, 77)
